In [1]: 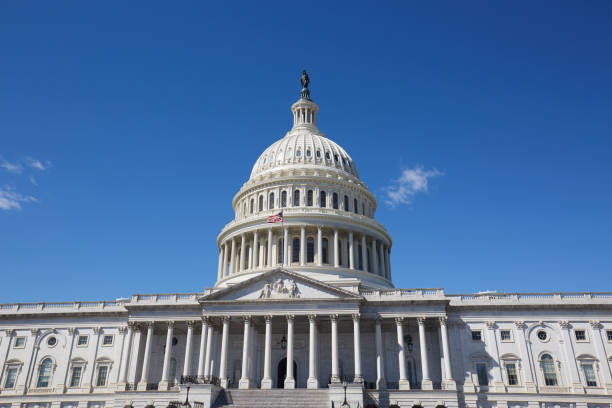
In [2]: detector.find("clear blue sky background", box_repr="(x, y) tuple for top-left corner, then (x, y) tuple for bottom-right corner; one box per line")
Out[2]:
(1, 2), (611, 303)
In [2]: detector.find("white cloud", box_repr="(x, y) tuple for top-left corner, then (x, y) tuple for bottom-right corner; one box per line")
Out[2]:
(0, 159), (23, 174)
(385, 166), (443, 207)
(29, 176), (38, 186)
(0, 186), (37, 211)
(25, 157), (51, 171)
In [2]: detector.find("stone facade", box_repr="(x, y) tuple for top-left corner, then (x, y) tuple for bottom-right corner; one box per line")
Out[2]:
(1, 81), (611, 408)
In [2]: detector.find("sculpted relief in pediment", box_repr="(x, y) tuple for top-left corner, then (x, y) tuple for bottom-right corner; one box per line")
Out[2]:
(258, 277), (300, 299)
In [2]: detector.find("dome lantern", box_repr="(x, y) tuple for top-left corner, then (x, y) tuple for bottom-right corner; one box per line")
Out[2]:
(290, 70), (320, 134)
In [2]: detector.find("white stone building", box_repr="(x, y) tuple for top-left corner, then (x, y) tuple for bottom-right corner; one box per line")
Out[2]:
(1, 75), (612, 408)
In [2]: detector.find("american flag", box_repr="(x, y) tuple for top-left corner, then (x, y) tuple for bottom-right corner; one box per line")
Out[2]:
(267, 211), (283, 223)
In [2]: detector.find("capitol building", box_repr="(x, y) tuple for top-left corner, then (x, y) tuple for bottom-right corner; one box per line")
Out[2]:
(1, 74), (611, 408)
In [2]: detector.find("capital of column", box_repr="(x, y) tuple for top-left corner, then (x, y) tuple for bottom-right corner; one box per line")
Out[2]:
(265, 315), (273, 323)
(119, 326), (127, 334)
(201, 316), (209, 324)
(330, 314), (339, 322)
(589, 320), (601, 329)
(559, 320), (570, 329)
(308, 315), (317, 323)
(286, 315), (295, 322)
(67, 327), (76, 335)
(187, 320), (196, 328)
(222, 316), (231, 323)
(394, 317), (404, 325)
(416, 316), (426, 326)
(243, 315), (252, 323)
(4, 329), (14, 336)
(352, 313), (361, 322)
(93, 326), (101, 334)
(439, 316), (448, 326)
(485, 321), (496, 330)
(167, 321), (175, 328)
(514, 320), (526, 329)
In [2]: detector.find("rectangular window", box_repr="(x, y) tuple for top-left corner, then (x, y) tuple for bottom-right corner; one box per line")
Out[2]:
(476, 363), (489, 386)
(575, 330), (587, 341)
(583, 364), (597, 386)
(500, 330), (512, 341)
(471, 330), (482, 341)
(102, 335), (113, 346)
(4, 367), (18, 388)
(77, 335), (88, 346)
(607, 330), (612, 342)
(96, 366), (108, 387)
(70, 366), (82, 387)
(14, 337), (26, 348)
(506, 363), (518, 385)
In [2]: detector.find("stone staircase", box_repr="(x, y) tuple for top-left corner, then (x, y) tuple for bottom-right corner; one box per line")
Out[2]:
(213, 388), (330, 408)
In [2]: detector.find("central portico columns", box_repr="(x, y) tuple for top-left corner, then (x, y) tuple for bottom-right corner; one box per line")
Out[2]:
(396, 317), (410, 389)
(239, 316), (252, 388)
(284, 315), (296, 388)
(219, 316), (231, 389)
(159, 321), (175, 390)
(417, 317), (433, 390)
(353, 314), (363, 383)
(439, 317), (456, 390)
(330, 314), (340, 382)
(137, 322), (154, 391)
(375, 317), (386, 389)
(307, 315), (319, 388)
(261, 315), (273, 389)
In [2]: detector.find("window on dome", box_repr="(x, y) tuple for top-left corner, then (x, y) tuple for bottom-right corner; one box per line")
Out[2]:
(362, 203), (365, 215)
(245, 245), (249, 269)
(293, 190), (300, 206)
(296, 150), (301, 157)
(316, 150), (321, 158)
(281, 191), (287, 207)
(286, 149), (292, 159)
(367, 248), (372, 271)
(344, 195), (349, 212)
(306, 149), (312, 157)
(292, 238), (300, 263)
(307, 237), (315, 263)
(278, 238), (283, 265)
(325, 152), (331, 160)
(270, 154), (274, 162)
(269, 192), (274, 209)
(259, 195), (264, 212)
(320, 191), (326, 208)
(354, 198), (358, 214)
(250, 199), (254, 214)
(332, 193), (338, 209)
(322, 238), (329, 264)
(263, 157), (267, 164)
(342, 157), (346, 165)
(358, 244), (363, 270)
(307, 190), (313, 206)
(334, 154), (339, 162)
(338, 239), (343, 265)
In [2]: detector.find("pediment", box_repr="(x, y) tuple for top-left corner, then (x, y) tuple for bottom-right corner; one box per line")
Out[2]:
(200, 269), (362, 302)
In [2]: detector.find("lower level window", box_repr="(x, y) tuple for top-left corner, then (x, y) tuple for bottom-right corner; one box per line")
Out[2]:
(583, 364), (597, 387)
(476, 363), (489, 386)
(541, 354), (558, 386)
(4, 367), (18, 388)
(505, 363), (518, 385)
(70, 366), (82, 387)
(37, 358), (52, 388)
(96, 366), (108, 387)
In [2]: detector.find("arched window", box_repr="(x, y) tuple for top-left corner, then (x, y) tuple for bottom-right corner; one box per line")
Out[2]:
(258, 195), (264, 212)
(362, 202), (365, 215)
(344, 195), (349, 212)
(292, 238), (300, 263)
(37, 358), (52, 388)
(322, 238), (329, 264)
(307, 238), (315, 263)
(320, 191), (326, 208)
(250, 199), (254, 214)
(281, 191), (287, 207)
(332, 193), (338, 209)
(293, 190), (300, 207)
(307, 190), (313, 206)
(541, 354), (558, 386)
(269, 192), (275, 210)
(354, 198), (358, 214)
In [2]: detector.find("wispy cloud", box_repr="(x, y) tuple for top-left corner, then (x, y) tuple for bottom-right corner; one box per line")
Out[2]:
(0, 159), (23, 174)
(25, 157), (51, 171)
(384, 166), (443, 207)
(0, 186), (37, 211)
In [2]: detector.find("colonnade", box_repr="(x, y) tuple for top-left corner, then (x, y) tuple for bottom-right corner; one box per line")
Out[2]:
(217, 227), (391, 281)
(124, 315), (454, 391)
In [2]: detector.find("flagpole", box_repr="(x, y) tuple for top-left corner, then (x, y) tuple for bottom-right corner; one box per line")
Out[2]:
(281, 215), (285, 267)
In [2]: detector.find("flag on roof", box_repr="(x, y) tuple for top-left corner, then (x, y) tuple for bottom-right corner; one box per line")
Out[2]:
(267, 212), (283, 223)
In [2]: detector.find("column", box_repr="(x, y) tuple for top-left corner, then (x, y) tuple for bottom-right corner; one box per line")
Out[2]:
(330, 315), (339, 382)
(361, 235), (368, 272)
(204, 324), (214, 379)
(283, 227), (289, 266)
(181, 321), (195, 379)
(253, 231), (259, 269)
(396, 317), (410, 389)
(307, 315), (319, 388)
(559, 321), (585, 392)
(333, 229), (339, 267)
(485, 321), (505, 391)
(371, 239), (379, 275)
(378, 244), (385, 279)
(261, 316), (273, 389)
(118, 324), (134, 387)
(217, 247), (224, 281)
(300, 226), (306, 266)
(137, 322), (154, 391)
(229, 238), (236, 275)
(222, 242), (228, 277)
(417, 317), (433, 390)
(160, 321), (174, 390)
(589, 320), (612, 392)
(239, 316), (251, 388)
(197, 318), (208, 377)
(240, 234), (246, 272)
(219, 316), (230, 388)
(353, 314), (363, 383)
(439, 317), (456, 390)
(514, 321), (536, 392)
(348, 232), (354, 270)
(285, 315), (295, 388)
(268, 229), (273, 267)
(128, 326), (142, 387)
(375, 317), (386, 389)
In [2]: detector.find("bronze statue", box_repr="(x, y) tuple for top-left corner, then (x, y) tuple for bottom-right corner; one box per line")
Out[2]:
(300, 70), (311, 100)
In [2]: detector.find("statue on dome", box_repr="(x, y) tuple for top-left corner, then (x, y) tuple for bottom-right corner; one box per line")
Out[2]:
(300, 70), (311, 100)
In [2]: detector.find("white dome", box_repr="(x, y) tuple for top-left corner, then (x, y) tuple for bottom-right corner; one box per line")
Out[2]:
(250, 133), (360, 180)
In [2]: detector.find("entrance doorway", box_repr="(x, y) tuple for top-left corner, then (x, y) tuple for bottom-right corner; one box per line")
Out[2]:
(277, 358), (297, 388)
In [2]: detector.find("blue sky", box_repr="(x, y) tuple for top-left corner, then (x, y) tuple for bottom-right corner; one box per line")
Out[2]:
(1, 2), (611, 302)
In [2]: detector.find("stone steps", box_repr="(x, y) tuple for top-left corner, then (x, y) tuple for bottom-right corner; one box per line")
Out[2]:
(213, 389), (330, 408)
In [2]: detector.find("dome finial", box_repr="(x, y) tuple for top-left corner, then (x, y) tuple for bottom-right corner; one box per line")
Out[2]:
(300, 70), (311, 100)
